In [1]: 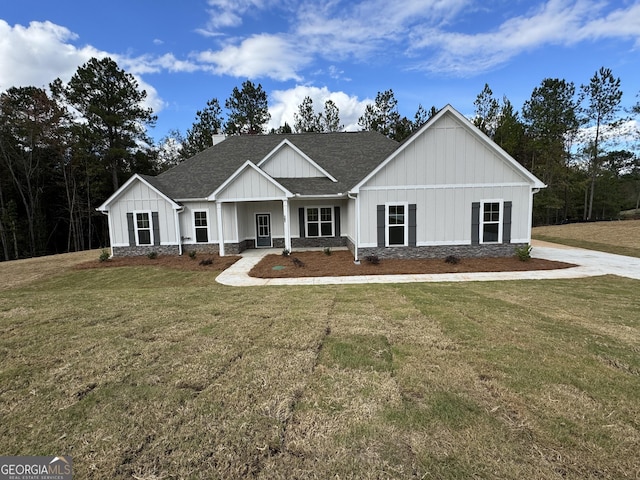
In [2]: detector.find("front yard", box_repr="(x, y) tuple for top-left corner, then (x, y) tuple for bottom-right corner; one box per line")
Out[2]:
(0, 251), (638, 478)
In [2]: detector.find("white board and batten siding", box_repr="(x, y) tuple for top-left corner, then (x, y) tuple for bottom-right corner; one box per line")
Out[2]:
(260, 144), (326, 178)
(236, 201), (285, 242)
(179, 201), (235, 245)
(358, 111), (535, 247)
(109, 180), (178, 246)
(215, 165), (289, 202)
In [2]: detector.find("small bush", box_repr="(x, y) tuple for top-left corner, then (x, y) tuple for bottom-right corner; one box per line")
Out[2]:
(444, 255), (460, 264)
(364, 254), (380, 265)
(199, 258), (213, 266)
(292, 257), (305, 267)
(282, 248), (290, 257)
(515, 244), (532, 262)
(323, 247), (332, 256)
(188, 250), (197, 259)
(99, 249), (110, 262)
(147, 251), (158, 260)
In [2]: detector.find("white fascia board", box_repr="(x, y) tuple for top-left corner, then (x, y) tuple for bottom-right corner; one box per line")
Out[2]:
(215, 195), (289, 203)
(293, 193), (347, 200)
(96, 174), (181, 212)
(359, 182), (531, 192)
(257, 138), (338, 182)
(208, 160), (293, 201)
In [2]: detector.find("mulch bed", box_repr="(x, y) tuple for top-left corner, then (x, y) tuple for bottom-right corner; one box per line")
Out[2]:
(249, 250), (575, 278)
(75, 253), (241, 271)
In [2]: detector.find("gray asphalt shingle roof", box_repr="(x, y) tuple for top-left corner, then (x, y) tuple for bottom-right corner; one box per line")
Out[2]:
(144, 131), (399, 199)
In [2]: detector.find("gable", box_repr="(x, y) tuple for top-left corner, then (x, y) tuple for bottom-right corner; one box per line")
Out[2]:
(258, 140), (336, 181)
(97, 174), (180, 212)
(211, 161), (291, 202)
(354, 105), (545, 192)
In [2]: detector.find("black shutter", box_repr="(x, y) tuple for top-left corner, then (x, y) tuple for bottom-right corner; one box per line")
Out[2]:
(377, 205), (385, 247)
(408, 204), (417, 247)
(298, 208), (305, 237)
(471, 202), (480, 245)
(503, 201), (512, 243)
(334, 206), (341, 237)
(152, 212), (160, 246)
(127, 213), (135, 246)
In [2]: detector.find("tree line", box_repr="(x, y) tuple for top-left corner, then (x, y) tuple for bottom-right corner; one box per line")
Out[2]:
(1, 56), (639, 260)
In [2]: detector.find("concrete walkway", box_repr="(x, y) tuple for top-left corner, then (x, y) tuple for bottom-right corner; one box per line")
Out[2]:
(215, 241), (640, 287)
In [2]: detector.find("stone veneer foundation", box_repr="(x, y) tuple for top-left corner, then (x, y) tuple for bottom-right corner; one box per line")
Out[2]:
(350, 241), (524, 260)
(112, 238), (523, 259)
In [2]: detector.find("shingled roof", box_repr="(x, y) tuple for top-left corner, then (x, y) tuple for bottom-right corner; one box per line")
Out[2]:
(143, 131), (399, 199)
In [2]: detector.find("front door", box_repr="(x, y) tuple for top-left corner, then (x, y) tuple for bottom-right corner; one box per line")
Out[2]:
(256, 213), (272, 247)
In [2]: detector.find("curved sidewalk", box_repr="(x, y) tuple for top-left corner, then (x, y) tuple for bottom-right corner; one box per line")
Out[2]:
(215, 241), (640, 287)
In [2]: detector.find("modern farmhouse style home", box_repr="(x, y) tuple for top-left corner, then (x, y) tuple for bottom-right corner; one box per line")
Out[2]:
(97, 105), (545, 261)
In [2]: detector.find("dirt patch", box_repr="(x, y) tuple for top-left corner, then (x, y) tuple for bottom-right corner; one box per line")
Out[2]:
(75, 253), (241, 272)
(250, 250), (575, 278)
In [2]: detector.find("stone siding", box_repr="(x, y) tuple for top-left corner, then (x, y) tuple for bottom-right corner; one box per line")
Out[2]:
(356, 243), (525, 260)
(292, 236), (348, 249)
(181, 244), (220, 255)
(112, 245), (181, 257)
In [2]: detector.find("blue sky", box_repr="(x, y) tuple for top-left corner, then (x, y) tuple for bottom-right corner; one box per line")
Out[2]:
(1, 0), (639, 143)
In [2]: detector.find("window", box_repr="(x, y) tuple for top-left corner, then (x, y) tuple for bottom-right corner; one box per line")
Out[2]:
(306, 207), (333, 237)
(135, 212), (152, 245)
(194, 211), (208, 243)
(481, 201), (502, 243)
(387, 203), (407, 246)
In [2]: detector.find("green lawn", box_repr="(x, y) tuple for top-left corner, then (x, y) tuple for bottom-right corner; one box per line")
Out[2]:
(1, 261), (639, 478)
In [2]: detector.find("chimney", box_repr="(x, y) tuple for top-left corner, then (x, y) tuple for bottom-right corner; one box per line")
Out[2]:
(212, 133), (227, 146)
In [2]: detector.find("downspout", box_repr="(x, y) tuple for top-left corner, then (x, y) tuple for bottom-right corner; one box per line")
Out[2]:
(347, 192), (360, 264)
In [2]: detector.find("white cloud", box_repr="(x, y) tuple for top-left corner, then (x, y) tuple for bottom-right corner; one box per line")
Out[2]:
(576, 119), (640, 148)
(0, 20), (103, 91)
(294, 0), (472, 61)
(268, 85), (372, 131)
(204, 0), (273, 30)
(0, 20), (166, 115)
(408, 0), (640, 75)
(197, 34), (309, 81)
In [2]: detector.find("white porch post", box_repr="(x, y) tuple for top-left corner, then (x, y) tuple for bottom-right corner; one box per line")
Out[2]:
(175, 208), (182, 255)
(283, 199), (291, 252)
(354, 194), (360, 263)
(216, 202), (225, 256)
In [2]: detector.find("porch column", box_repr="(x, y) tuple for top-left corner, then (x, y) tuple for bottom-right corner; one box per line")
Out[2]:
(283, 199), (291, 252)
(354, 194), (360, 263)
(216, 202), (225, 256)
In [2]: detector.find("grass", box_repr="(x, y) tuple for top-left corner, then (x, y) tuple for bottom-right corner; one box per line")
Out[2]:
(533, 219), (640, 257)
(0, 246), (639, 478)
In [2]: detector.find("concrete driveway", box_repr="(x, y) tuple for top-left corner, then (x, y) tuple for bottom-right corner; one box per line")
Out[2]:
(215, 241), (640, 287)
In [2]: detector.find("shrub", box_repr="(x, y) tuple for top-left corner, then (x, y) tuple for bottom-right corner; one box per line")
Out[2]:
(282, 248), (290, 257)
(364, 254), (380, 265)
(147, 251), (158, 260)
(99, 249), (110, 262)
(323, 247), (332, 256)
(445, 255), (460, 264)
(515, 244), (532, 262)
(188, 250), (197, 260)
(199, 258), (213, 266)
(292, 257), (305, 267)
